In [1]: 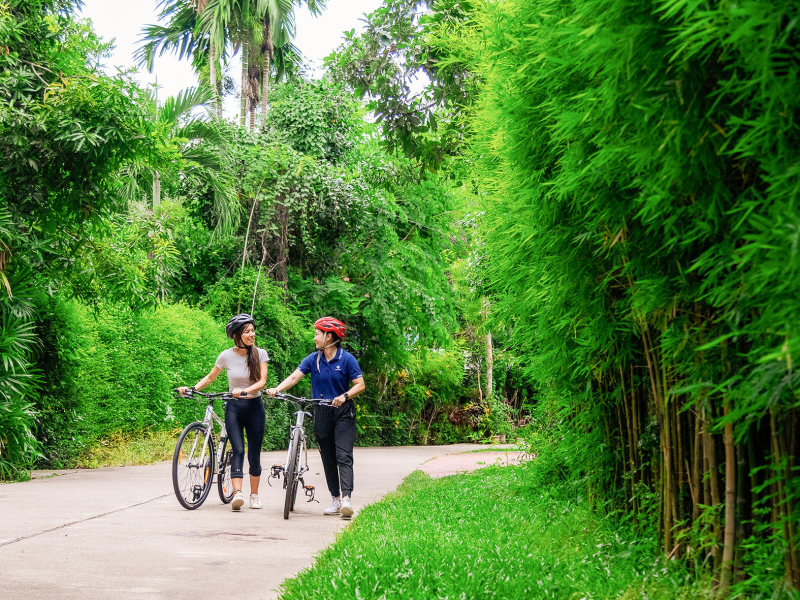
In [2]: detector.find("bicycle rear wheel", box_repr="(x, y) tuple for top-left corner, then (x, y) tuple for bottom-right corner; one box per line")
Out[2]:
(172, 422), (215, 510)
(217, 436), (234, 504)
(283, 431), (300, 519)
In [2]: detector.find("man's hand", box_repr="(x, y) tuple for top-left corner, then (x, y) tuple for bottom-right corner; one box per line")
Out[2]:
(177, 386), (188, 397)
(266, 388), (279, 397)
(332, 394), (346, 408)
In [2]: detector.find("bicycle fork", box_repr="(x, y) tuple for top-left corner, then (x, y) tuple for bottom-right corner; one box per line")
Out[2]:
(269, 410), (318, 502)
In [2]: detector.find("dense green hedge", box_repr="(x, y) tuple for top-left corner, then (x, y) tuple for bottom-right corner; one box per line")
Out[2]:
(462, 0), (800, 591)
(34, 300), (231, 466)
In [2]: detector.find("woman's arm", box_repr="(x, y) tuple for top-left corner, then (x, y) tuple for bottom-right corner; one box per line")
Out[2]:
(332, 376), (365, 408)
(178, 366), (222, 396)
(232, 362), (269, 398)
(266, 369), (306, 396)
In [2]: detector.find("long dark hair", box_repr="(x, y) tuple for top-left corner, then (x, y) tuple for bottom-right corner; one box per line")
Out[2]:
(234, 330), (262, 385)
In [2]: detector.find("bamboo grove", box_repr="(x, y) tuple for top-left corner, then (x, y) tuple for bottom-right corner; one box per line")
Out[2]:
(459, 0), (800, 594)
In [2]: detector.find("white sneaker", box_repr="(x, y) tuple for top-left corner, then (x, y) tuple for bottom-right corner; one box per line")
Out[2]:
(250, 494), (261, 509)
(323, 496), (342, 515)
(340, 496), (354, 518)
(231, 491), (244, 511)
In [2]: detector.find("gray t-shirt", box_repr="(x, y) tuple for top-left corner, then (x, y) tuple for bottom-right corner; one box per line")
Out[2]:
(215, 347), (269, 396)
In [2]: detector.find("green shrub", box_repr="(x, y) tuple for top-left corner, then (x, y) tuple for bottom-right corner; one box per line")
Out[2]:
(0, 397), (40, 480)
(0, 265), (43, 479)
(202, 268), (312, 390)
(34, 299), (231, 466)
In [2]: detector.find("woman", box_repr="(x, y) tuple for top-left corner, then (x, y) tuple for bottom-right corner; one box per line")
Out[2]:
(179, 313), (268, 511)
(267, 317), (365, 518)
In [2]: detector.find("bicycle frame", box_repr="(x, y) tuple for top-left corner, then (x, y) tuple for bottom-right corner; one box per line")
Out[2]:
(269, 393), (332, 506)
(283, 407), (312, 480)
(182, 393), (229, 474)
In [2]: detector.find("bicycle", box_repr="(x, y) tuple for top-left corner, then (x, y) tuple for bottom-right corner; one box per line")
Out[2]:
(172, 388), (242, 510)
(267, 392), (332, 519)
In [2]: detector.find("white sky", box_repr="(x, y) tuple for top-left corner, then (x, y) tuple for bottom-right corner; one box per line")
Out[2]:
(79, 0), (384, 120)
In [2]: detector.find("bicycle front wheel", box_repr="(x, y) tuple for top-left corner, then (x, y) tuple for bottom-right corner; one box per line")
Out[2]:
(172, 422), (215, 510)
(283, 431), (300, 519)
(217, 436), (234, 504)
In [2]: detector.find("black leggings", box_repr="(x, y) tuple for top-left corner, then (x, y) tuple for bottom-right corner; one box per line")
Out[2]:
(225, 396), (265, 479)
(314, 401), (356, 498)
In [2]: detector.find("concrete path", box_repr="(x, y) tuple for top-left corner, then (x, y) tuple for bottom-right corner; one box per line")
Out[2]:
(0, 444), (487, 600)
(419, 447), (526, 478)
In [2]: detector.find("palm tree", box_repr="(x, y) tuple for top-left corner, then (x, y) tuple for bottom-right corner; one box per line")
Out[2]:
(200, 0), (264, 127)
(140, 0), (327, 129)
(136, 0), (224, 118)
(117, 87), (240, 235)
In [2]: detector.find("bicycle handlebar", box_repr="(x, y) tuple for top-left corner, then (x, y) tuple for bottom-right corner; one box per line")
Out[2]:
(174, 388), (248, 400)
(272, 392), (333, 406)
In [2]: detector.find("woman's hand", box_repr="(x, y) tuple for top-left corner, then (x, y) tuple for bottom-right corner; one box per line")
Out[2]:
(177, 387), (188, 397)
(231, 388), (246, 398)
(266, 388), (278, 397)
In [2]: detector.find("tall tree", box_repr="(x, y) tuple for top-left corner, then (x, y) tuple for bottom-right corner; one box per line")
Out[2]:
(137, 0), (224, 118)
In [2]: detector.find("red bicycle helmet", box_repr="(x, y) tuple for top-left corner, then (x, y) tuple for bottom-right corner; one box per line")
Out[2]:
(314, 317), (347, 339)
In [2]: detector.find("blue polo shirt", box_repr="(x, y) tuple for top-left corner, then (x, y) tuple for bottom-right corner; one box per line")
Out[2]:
(298, 347), (363, 401)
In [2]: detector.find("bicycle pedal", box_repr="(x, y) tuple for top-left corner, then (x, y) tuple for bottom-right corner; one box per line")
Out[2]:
(304, 485), (319, 503)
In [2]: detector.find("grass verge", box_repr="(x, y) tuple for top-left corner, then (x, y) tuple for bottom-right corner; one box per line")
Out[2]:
(75, 428), (181, 469)
(278, 462), (706, 599)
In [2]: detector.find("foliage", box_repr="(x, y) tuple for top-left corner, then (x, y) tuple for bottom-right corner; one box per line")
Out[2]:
(278, 463), (709, 600)
(68, 202), (183, 311)
(33, 300), (231, 466)
(326, 0), (477, 169)
(0, 0), (154, 266)
(266, 79), (359, 163)
(0, 395), (40, 481)
(459, 0), (800, 589)
(115, 86), (240, 235)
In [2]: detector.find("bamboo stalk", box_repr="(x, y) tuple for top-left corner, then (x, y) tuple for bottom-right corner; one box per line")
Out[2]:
(718, 400), (735, 597)
(772, 409), (799, 587)
(620, 366), (638, 519)
(692, 406), (702, 521)
(704, 406), (721, 573)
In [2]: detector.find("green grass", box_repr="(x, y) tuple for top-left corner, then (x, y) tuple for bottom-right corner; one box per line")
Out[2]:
(278, 462), (706, 599)
(75, 428), (181, 469)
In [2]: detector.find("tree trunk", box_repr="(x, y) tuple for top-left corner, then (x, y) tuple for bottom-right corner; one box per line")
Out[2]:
(485, 330), (493, 398)
(152, 170), (161, 209)
(209, 40), (220, 119)
(240, 44), (249, 127)
(718, 401), (736, 597)
(261, 13), (273, 124)
(249, 97), (256, 132)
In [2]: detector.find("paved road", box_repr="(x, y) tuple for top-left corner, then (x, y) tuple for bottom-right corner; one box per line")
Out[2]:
(0, 444), (486, 600)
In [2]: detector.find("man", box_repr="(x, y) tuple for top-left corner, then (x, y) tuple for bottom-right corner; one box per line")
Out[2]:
(267, 317), (365, 517)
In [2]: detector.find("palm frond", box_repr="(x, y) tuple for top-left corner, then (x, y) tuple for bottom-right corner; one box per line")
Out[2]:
(159, 87), (214, 125)
(134, 5), (206, 70)
(273, 42), (303, 81)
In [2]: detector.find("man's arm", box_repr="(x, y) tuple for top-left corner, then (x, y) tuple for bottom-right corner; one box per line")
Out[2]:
(266, 369), (306, 396)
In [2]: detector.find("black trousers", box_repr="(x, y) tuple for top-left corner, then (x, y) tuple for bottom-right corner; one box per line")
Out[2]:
(314, 401), (356, 497)
(225, 396), (265, 479)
